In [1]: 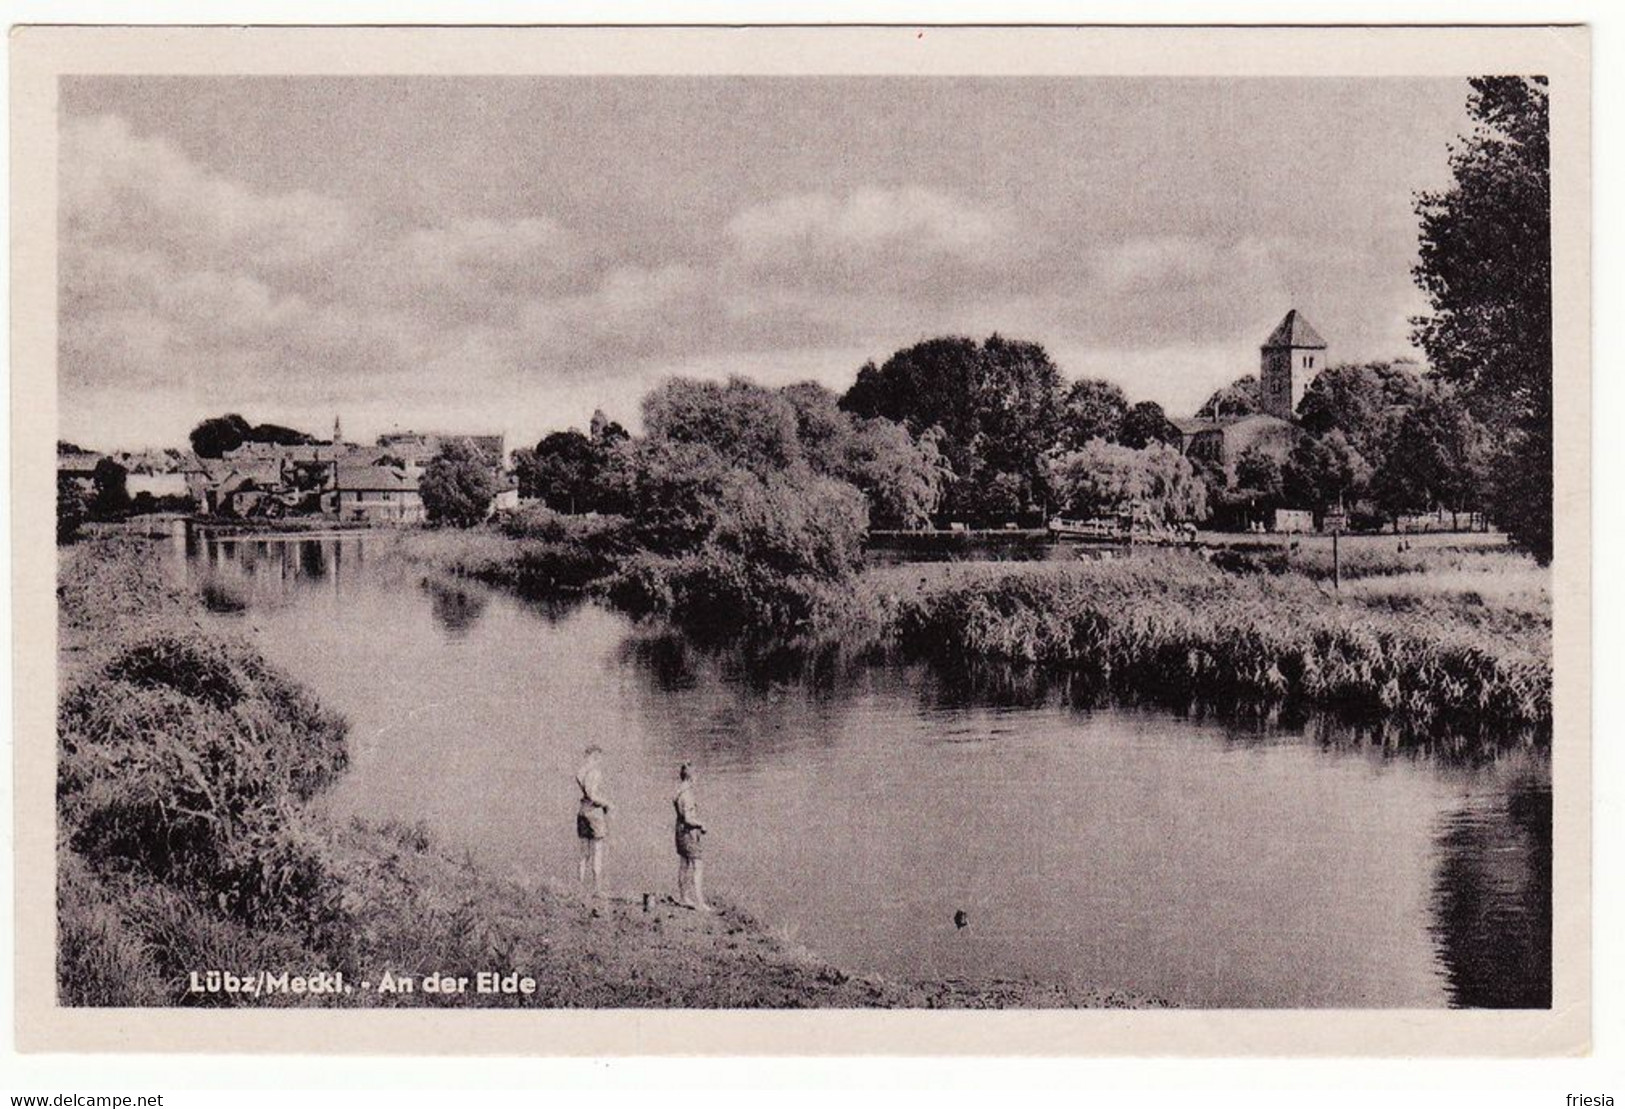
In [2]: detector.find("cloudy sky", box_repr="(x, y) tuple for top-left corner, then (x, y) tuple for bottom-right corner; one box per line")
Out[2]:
(58, 76), (1472, 451)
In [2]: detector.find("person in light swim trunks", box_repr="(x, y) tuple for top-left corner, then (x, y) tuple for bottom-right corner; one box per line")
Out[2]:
(673, 763), (711, 911)
(575, 746), (611, 896)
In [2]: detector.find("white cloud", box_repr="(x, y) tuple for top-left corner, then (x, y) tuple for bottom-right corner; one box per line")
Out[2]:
(62, 114), (354, 273)
(56, 114), (1420, 452)
(516, 264), (711, 361)
(723, 186), (1018, 293)
(58, 114), (589, 419)
(340, 216), (576, 311)
(1087, 236), (1288, 298)
(729, 186), (1005, 257)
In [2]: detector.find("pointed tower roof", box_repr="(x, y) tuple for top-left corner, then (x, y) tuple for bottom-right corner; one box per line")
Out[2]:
(1262, 309), (1327, 349)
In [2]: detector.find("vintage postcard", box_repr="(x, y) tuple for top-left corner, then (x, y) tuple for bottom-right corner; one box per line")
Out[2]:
(10, 24), (1590, 1055)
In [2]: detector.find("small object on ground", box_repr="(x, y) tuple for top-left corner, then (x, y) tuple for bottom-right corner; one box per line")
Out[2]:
(954, 909), (969, 930)
(642, 892), (651, 913)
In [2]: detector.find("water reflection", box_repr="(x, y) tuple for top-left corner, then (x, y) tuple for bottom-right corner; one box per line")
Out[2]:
(619, 633), (701, 693)
(1429, 763), (1552, 1008)
(423, 579), (488, 638)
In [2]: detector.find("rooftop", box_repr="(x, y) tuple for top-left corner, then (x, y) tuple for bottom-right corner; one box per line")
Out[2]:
(333, 463), (420, 492)
(1262, 309), (1327, 350)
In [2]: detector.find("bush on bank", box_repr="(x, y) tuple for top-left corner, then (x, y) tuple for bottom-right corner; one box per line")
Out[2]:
(58, 631), (350, 932)
(892, 555), (1550, 734)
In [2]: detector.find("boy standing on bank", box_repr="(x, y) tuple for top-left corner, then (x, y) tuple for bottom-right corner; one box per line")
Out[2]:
(575, 746), (611, 896)
(674, 763), (711, 911)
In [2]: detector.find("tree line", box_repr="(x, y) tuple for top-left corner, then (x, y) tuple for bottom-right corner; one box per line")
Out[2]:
(145, 77), (1554, 561)
(510, 340), (1500, 542)
(1196, 361), (1491, 533)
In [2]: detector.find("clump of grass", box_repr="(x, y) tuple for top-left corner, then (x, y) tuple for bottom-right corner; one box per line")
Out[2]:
(893, 552), (1550, 736)
(58, 631), (350, 933)
(393, 514), (629, 596)
(57, 540), (354, 1005)
(57, 848), (168, 1006)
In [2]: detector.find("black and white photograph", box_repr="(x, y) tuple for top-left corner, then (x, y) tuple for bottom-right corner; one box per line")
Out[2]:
(9, 23), (1592, 1059)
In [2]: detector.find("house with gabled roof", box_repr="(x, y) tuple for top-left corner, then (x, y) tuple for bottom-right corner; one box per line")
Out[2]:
(329, 463), (425, 524)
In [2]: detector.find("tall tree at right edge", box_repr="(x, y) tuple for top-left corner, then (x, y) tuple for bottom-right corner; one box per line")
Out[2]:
(1412, 76), (1552, 561)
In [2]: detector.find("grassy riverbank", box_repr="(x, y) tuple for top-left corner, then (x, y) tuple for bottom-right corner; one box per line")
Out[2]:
(398, 524), (1552, 737)
(56, 535), (1164, 1008)
(878, 549), (1549, 735)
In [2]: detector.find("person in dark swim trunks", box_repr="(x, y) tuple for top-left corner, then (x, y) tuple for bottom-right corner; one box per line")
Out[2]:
(673, 763), (711, 911)
(575, 746), (611, 896)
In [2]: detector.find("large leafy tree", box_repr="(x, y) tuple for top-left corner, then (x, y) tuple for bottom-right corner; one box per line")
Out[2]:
(89, 457), (131, 517)
(840, 334), (1063, 521)
(706, 468), (869, 581)
(1412, 76), (1550, 559)
(1049, 439), (1207, 525)
(599, 438), (732, 554)
(1197, 375), (1260, 420)
(188, 414), (254, 458)
(779, 382), (945, 528)
(842, 418), (947, 529)
(778, 382), (853, 472)
(1059, 378), (1130, 449)
(187, 413), (317, 458)
(520, 430), (599, 512)
(1118, 400), (1181, 450)
(515, 410), (634, 513)
(1296, 361), (1426, 462)
(643, 377), (802, 476)
(420, 439), (497, 527)
(1234, 446), (1285, 505)
(1283, 430), (1372, 515)
(1369, 386), (1486, 526)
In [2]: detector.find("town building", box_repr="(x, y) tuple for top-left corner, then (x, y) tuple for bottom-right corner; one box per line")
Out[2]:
(1172, 411), (1301, 479)
(375, 431), (507, 468)
(329, 463), (425, 524)
(218, 464), (290, 518)
(1259, 309), (1327, 420)
(56, 448), (105, 493)
(180, 427), (516, 523)
(1173, 309), (1325, 479)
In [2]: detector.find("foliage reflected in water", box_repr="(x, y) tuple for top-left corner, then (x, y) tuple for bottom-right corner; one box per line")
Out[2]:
(618, 624), (1546, 763)
(1428, 772), (1552, 1008)
(422, 579), (489, 639)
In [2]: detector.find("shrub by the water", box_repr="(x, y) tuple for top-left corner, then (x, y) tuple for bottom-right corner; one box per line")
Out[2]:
(59, 633), (349, 932)
(57, 547), (353, 1005)
(607, 547), (854, 641)
(400, 506), (631, 595)
(894, 553), (1550, 735)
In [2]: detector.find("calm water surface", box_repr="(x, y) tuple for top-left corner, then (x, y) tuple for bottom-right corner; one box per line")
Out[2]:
(176, 532), (1550, 1008)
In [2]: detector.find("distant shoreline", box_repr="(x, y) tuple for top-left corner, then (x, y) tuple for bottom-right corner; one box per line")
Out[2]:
(389, 519), (1550, 741)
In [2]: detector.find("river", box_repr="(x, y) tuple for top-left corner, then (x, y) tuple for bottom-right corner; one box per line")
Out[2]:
(176, 531), (1551, 1009)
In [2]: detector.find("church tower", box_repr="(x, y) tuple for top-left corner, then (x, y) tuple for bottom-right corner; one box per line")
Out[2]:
(1259, 309), (1327, 421)
(333, 414), (344, 446)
